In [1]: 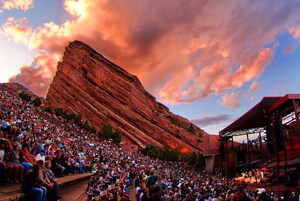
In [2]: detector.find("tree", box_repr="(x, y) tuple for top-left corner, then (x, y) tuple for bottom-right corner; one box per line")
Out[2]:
(181, 154), (190, 162)
(195, 153), (205, 168)
(67, 112), (77, 121)
(90, 126), (96, 133)
(189, 152), (197, 165)
(144, 143), (160, 158)
(32, 97), (42, 107)
(111, 129), (122, 143)
(54, 108), (65, 117)
(74, 114), (82, 125)
(19, 92), (31, 102)
(169, 149), (179, 161)
(99, 124), (113, 138)
(82, 121), (91, 131)
(42, 107), (52, 114)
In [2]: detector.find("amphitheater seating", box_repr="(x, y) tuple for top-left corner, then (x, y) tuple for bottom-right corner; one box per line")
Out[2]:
(0, 172), (94, 201)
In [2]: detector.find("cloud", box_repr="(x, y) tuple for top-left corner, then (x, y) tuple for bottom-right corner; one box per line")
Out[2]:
(0, 17), (32, 46)
(1, 0), (34, 11)
(289, 24), (300, 39)
(283, 45), (297, 54)
(9, 51), (59, 96)
(246, 81), (262, 95)
(217, 91), (243, 108)
(2, 0), (300, 102)
(191, 114), (232, 127)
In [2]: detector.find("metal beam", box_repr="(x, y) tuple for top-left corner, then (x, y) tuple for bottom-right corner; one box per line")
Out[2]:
(220, 127), (265, 137)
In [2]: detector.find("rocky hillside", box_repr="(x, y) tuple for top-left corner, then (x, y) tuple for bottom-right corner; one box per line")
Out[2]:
(46, 41), (207, 153)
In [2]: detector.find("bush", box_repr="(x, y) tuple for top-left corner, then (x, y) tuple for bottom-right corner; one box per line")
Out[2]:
(41, 106), (52, 114)
(111, 129), (122, 143)
(195, 153), (205, 168)
(142, 143), (161, 158)
(90, 126), (97, 133)
(98, 124), (122, 143)
(54, 108), (65, 117)
(169, 149), (179, 161)
(19, 92), (31, 102)
(32, 97), (42, 107)
(67, 112), (77, 121)
(74, 114), (82, 125)
(98, 124), (113, 138)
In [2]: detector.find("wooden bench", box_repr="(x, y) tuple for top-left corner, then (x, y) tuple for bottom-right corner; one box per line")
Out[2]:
(0, 172), (94, 201)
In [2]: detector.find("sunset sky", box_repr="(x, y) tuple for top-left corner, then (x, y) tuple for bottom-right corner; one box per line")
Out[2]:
(1, 0), (300, 135)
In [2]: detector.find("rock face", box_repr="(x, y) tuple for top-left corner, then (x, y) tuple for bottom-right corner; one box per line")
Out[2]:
(46, 41), (207, 153)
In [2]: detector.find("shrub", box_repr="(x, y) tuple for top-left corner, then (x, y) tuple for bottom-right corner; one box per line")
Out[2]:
(54, 108), (65, 117)
(32, 97), (42, 107)
(41, 106), (52, 114)
(98, 124), (113, 138)
(142, 143), (161, 158)
(74, 114), (82, 125)
(67, 112), (77, 121)
(19, 92), (31, 102)
(111, 129), (122, 143)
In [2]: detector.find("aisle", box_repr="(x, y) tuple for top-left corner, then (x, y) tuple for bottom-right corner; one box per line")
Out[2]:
(60, 179), (89, 201)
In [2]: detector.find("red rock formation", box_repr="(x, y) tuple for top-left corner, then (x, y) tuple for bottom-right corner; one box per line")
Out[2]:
(46, 41), (207, 153)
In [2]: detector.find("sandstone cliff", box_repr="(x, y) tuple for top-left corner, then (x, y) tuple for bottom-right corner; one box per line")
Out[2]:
(46, 41), (207, 153)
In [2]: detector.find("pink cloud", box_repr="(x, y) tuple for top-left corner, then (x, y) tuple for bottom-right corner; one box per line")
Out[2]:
(0, 17), (32, 46)
(1, 0), (34, 11)
(246, 81), (261, 95)
(289, 25), (300, 39)
(9, 51), (59, 96)
(217, 91), (243, 108)
(283, 45), (296, 54)
(2, 0), (300, 103)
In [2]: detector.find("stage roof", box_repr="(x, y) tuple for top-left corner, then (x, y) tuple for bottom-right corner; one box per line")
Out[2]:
(219, 96), (281, 136)
(220, 94), (300, 137)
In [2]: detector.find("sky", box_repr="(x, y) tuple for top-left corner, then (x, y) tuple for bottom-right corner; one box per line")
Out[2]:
(0, 0), (300, 135)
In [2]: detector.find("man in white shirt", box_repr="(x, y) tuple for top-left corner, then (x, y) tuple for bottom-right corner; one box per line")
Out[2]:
(36, 150), (46, 162)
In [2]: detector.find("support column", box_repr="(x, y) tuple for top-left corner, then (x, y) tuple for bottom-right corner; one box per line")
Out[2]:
(247, 133), (251, 169)
(259, 132), (263, 160)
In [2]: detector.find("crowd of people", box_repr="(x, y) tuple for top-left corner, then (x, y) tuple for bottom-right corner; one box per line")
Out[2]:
(0, 87), (96, 200)
(0, 87), (299, 201)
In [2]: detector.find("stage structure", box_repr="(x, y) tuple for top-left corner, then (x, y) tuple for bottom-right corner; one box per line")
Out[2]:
(219, 94), (300, 184)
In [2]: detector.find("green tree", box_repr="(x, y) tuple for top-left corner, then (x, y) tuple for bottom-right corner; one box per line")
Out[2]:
(181, 154), (190, 162)
(90, 126), (96, 133)
(145, 143), (160, 158)
(99, 124), (113, 138)
(41, 106), (52, 113)
(82, 121), (91, 131)
(54, 108), (65, 117)
(169, 149), (179, 161)
(111, 129), (122, 143)
(32, 97), (42, 107)
(195, 153), (205, 168)
(189, 152), (197, 165)
(67, 112), (77, 121)
(19, 92), (31, 102)
(74, 114), (82, 125)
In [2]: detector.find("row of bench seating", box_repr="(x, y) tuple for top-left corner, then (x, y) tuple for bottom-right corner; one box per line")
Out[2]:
(0, 172), (94, 201)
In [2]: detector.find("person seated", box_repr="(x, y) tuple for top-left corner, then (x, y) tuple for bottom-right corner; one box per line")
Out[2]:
(5, 144), (24, 183)
(21, 164), (47, 201)
(1, 138), (23, 183)
(51, 150), (65, 177)
(36, 150), (46, 162)
(20, 144), (35, 165)
(38, 160), (62, 201)
(0, 139), (13, 183)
